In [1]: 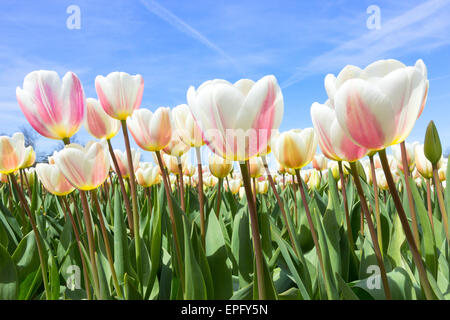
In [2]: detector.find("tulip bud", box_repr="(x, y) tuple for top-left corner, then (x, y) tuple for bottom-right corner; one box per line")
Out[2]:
(424, 121), (442, 165)
(209, 153), (233, 179)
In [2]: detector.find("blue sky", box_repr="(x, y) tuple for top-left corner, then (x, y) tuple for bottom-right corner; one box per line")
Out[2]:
(1, 0), (450, 164)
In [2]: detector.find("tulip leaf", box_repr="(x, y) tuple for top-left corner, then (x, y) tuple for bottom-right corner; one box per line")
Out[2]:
(205, 210), (233, 299)
(0, 244), (18, 300)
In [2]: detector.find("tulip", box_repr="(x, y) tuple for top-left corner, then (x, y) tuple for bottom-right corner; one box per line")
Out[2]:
(127, 107), (173, 151)
(172, 104), (204, 147)
(19, 146), (36, 169)
(84, 98), (121, 140)
(136, 162), (162, 187)
(187, 75), (283, 161)
(256, 180), (269, 194)
(330, 59), (428, 151)
(54, 141), (110, 191)
(272, 128), (317, 169)
(312, 154), (328, 171)
(226, 178), (242, 194)
(36, 163), (75, 196)
(163, 131), (190, 157)
(95, 72), (144, 120)
(16, 70), (85, 141)
(308, 170), (321, 190)
(111, 148), (140, 179)
(392, 141), (419, 172)
(249, 157), (264, 178)
(375, 168), (389, 191)
(0, 133), (26, 174)
(209, 153), (233, 179)
(163, 153), (189, 175)
(183, 164), (196, 177)
(239, 186), (246, 200)
(311, 101), (368, 162)
(414, 144), (433, 179)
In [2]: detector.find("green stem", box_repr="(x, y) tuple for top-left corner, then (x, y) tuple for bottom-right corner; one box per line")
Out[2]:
(79, 190), (101, 299)
(400, 142), (421, 251)
(369, 156), (383, 254)
(240, 160), (266, 300)
(120, 120), (141, 292)
(91, 189), (123, 299)
(433, 164), (449, 244)
(10, 173), (50, 300)
(349, 162), (391, 300)
(61, 196), (91, 300)
(338, 161), (354, 251)
(196, 147), (206, 248)
(378, 149), (434, 300)
(107, 138), (134, 236)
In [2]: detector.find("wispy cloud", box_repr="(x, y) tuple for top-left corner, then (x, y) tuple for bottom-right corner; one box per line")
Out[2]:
(138, 0), (241, 72)
(282, 0), (450, 88)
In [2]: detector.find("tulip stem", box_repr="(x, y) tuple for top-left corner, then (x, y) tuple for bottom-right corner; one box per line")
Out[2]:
(349, 162), (391, 300)
(79, 190), (101, 300)
(61, 196), (91, 300)
(291, 178), (298, 227)
(400, 142), (421, 250)
(107, 139), (134, 236)
(338, 161), (354, 251)
(177, 159), (185, 212)
(262, 156), (299, 256)
(195, 147), (206, 248)
(9, 173), (50, 300)
(121, 120), (142, 293)
(240, 161), (266, 300)
(378, 149), (434, 300)
(216, 178), (222, 218)
(91, 189), (123, 299)
(147, 187), (152, 218)
(432, 164), (449, 244)
(426, 179), (435, 231)
(155, 150), (185, 294)
(368, 156), (383, 254)
(294, 169), (331, 299)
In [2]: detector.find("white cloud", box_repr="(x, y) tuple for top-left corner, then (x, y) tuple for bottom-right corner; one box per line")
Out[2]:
(282, 0), (450, 88)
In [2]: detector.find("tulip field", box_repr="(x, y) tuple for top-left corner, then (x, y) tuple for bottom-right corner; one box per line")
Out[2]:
(1, 59), (450, 301)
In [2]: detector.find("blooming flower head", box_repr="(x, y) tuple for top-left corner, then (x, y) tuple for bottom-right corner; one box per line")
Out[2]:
(16, 70), (85, 140)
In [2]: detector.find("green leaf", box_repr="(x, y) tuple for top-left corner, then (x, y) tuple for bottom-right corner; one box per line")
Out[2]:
(113, 189), (129, 284)
(205, 211), (233, 299)
(183, 216), (207, 299)
(0, 244), (18, 299)
(231, 208), (253, 288)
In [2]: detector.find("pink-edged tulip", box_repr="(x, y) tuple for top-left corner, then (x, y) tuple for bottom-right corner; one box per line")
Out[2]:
(136, 162), (161, 187)
(208, 153), (233, 179)
(95, 72), (144, 120)
(84, 98), (121, 140)
(172, 104), (204, 147)
(127, 107), (173, 151)
(20, 146), (36, 169)
(329, 59), (428, 150)
(183, 164), (196, 177)
(54, 141), (110, 191)
(111, 148), (140, 179)
(0, 133), (26, 174)
(311, 101), (368, 162)
(272, 128), (317, 169)
(187, 75), (283, 161)
(312, 154), (328, 171)
(36, 163), (75, 196)
(16, 70), (85, 140)
(163, 131), (190, 157)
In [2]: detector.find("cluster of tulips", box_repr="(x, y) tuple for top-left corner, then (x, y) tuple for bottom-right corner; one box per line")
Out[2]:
(0, 57), (448, 300)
